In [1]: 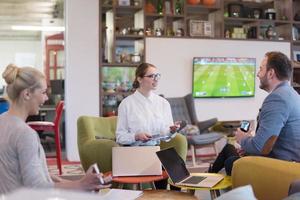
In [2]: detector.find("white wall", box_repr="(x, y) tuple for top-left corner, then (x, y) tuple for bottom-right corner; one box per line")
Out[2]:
(65, 0), (99, 161)
(146, 38), (290, 121)
(0, 40), (43, 87)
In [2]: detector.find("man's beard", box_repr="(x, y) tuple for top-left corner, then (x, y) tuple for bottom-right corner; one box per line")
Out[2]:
(259, 74), (269, 91)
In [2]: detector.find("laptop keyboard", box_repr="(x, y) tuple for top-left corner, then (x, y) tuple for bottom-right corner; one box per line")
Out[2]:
(181, 176), (207, 184)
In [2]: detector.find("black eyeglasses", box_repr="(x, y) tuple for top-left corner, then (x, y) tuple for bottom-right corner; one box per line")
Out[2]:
(143, 73), (161, 81)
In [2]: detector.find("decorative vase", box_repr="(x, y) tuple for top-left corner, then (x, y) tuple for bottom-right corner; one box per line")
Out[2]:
(202, 0), (216, 6)
(187, 0), (201, 5)
(145, 1), (156, 13)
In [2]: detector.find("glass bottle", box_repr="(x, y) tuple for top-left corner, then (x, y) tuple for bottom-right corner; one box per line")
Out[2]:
(157, 0), (163, 15)
(175, 0), (182, 15)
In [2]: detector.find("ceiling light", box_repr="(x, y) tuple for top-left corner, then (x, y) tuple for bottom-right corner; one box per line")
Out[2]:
(11, 25), (65, 32)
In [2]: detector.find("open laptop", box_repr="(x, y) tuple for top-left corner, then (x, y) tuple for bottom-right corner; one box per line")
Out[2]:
(112, 146), (162, 176)
(156, 147), (224, 188)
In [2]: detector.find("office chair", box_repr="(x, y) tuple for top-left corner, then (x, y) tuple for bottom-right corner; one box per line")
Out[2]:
(27, 101), (64, 175)
(167, 93), (224, 166)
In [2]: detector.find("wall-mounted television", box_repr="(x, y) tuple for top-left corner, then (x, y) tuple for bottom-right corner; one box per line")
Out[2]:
(192, 57), (256, 98)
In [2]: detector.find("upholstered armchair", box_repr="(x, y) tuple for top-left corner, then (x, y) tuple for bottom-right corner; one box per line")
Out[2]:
(232, 156), (300, 200)
(77, 115), (188, 173)
(167, 93), (224, 166)
(77, 116), (119, 173)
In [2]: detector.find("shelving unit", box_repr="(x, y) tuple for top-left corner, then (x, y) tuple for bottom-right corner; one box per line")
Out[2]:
(100, 0), (300, 116)
(100, 0), (144, 116)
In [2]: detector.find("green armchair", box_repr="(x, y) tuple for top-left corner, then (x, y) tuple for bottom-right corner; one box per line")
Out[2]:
(77, 115), (188, 173)
(77, 116), (119, 173)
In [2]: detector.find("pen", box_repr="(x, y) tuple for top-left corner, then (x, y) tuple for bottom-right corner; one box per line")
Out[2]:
(92, 163), (104, 184)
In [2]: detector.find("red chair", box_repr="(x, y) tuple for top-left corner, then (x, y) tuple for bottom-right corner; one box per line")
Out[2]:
(27, 101), (64, 175)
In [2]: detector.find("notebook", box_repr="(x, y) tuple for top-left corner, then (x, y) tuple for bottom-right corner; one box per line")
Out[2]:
(156, 147), (224, 188)
(112, 146), (162, 176)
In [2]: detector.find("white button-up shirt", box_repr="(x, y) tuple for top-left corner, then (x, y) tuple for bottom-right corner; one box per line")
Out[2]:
(116, 90), (174, 145)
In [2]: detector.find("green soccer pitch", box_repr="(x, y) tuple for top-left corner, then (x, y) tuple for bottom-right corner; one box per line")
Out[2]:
(193, 63), (255, 97)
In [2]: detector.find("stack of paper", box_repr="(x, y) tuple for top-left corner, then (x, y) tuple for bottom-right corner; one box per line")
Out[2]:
(100, 189), (143, 200)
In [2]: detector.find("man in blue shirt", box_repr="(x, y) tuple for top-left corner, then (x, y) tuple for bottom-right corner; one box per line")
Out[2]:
(209, 51), (300, 175)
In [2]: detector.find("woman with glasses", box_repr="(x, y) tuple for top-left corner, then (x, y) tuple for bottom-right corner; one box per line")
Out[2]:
(116, 62), (185, 189)
(116, 62), (174, 145)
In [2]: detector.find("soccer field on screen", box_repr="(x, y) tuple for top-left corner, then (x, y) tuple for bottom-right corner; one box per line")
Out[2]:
(193, 62), (255, 97)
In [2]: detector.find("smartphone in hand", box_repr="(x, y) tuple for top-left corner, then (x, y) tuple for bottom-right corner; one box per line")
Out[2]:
(91, 163), (104, 184)
(240, 120), (250, 132)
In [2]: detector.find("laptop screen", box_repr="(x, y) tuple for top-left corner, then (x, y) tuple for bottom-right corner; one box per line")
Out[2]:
(156, 148), (190, 183)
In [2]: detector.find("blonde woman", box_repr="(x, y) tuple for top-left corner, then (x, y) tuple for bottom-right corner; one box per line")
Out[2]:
(0, 64), (110, 194)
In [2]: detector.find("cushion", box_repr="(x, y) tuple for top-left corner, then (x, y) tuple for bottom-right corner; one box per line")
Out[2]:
(188, 132), (223, 145)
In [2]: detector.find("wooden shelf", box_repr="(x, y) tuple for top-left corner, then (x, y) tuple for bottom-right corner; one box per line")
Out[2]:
(115, 5), (143, 14)
(145, 35), (186, 38)
(293, 41), (300, 45)
(224, 17), (259, 26)
(100, 0), (300, 115)
(102, 4), (113, 12)
(186, 4), (220, 13)
(224, 17), (291, 25)
(115, 34), (144, 40)
(145, 13), (163, 17)
(165, 14), (185, 19)
(103, 91), (132, 96)
(101, 63), (140, 67)
(145, 13), (164, 21)
(224, 17), (259, 22)
(223, 0), (273, 8)
(259, 19), (291, 25)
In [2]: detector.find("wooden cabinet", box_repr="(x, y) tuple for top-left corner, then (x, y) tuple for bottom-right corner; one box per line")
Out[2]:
(223, 0), (293, 40)
(101, 1), (144, 116)
(100, 0), (300, 116)
(144, 0), (222, 37)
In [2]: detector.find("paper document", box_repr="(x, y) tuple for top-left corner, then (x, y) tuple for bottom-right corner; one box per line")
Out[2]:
(100, 189), (143, 200)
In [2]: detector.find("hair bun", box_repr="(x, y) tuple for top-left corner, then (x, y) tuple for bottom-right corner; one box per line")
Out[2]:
(2, 64), (19, 84)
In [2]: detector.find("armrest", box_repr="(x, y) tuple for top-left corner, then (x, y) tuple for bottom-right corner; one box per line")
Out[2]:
(232, 156), (300, 200)
(78, 139), (119, 173)
(196, 117), (218, 133)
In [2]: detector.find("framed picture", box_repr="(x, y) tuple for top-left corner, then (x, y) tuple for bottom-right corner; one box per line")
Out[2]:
(102, 67), (136, 92)
(115, 45), (135, 63)
(189, 20), (214, 37)
(293, 51), (300, 62)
